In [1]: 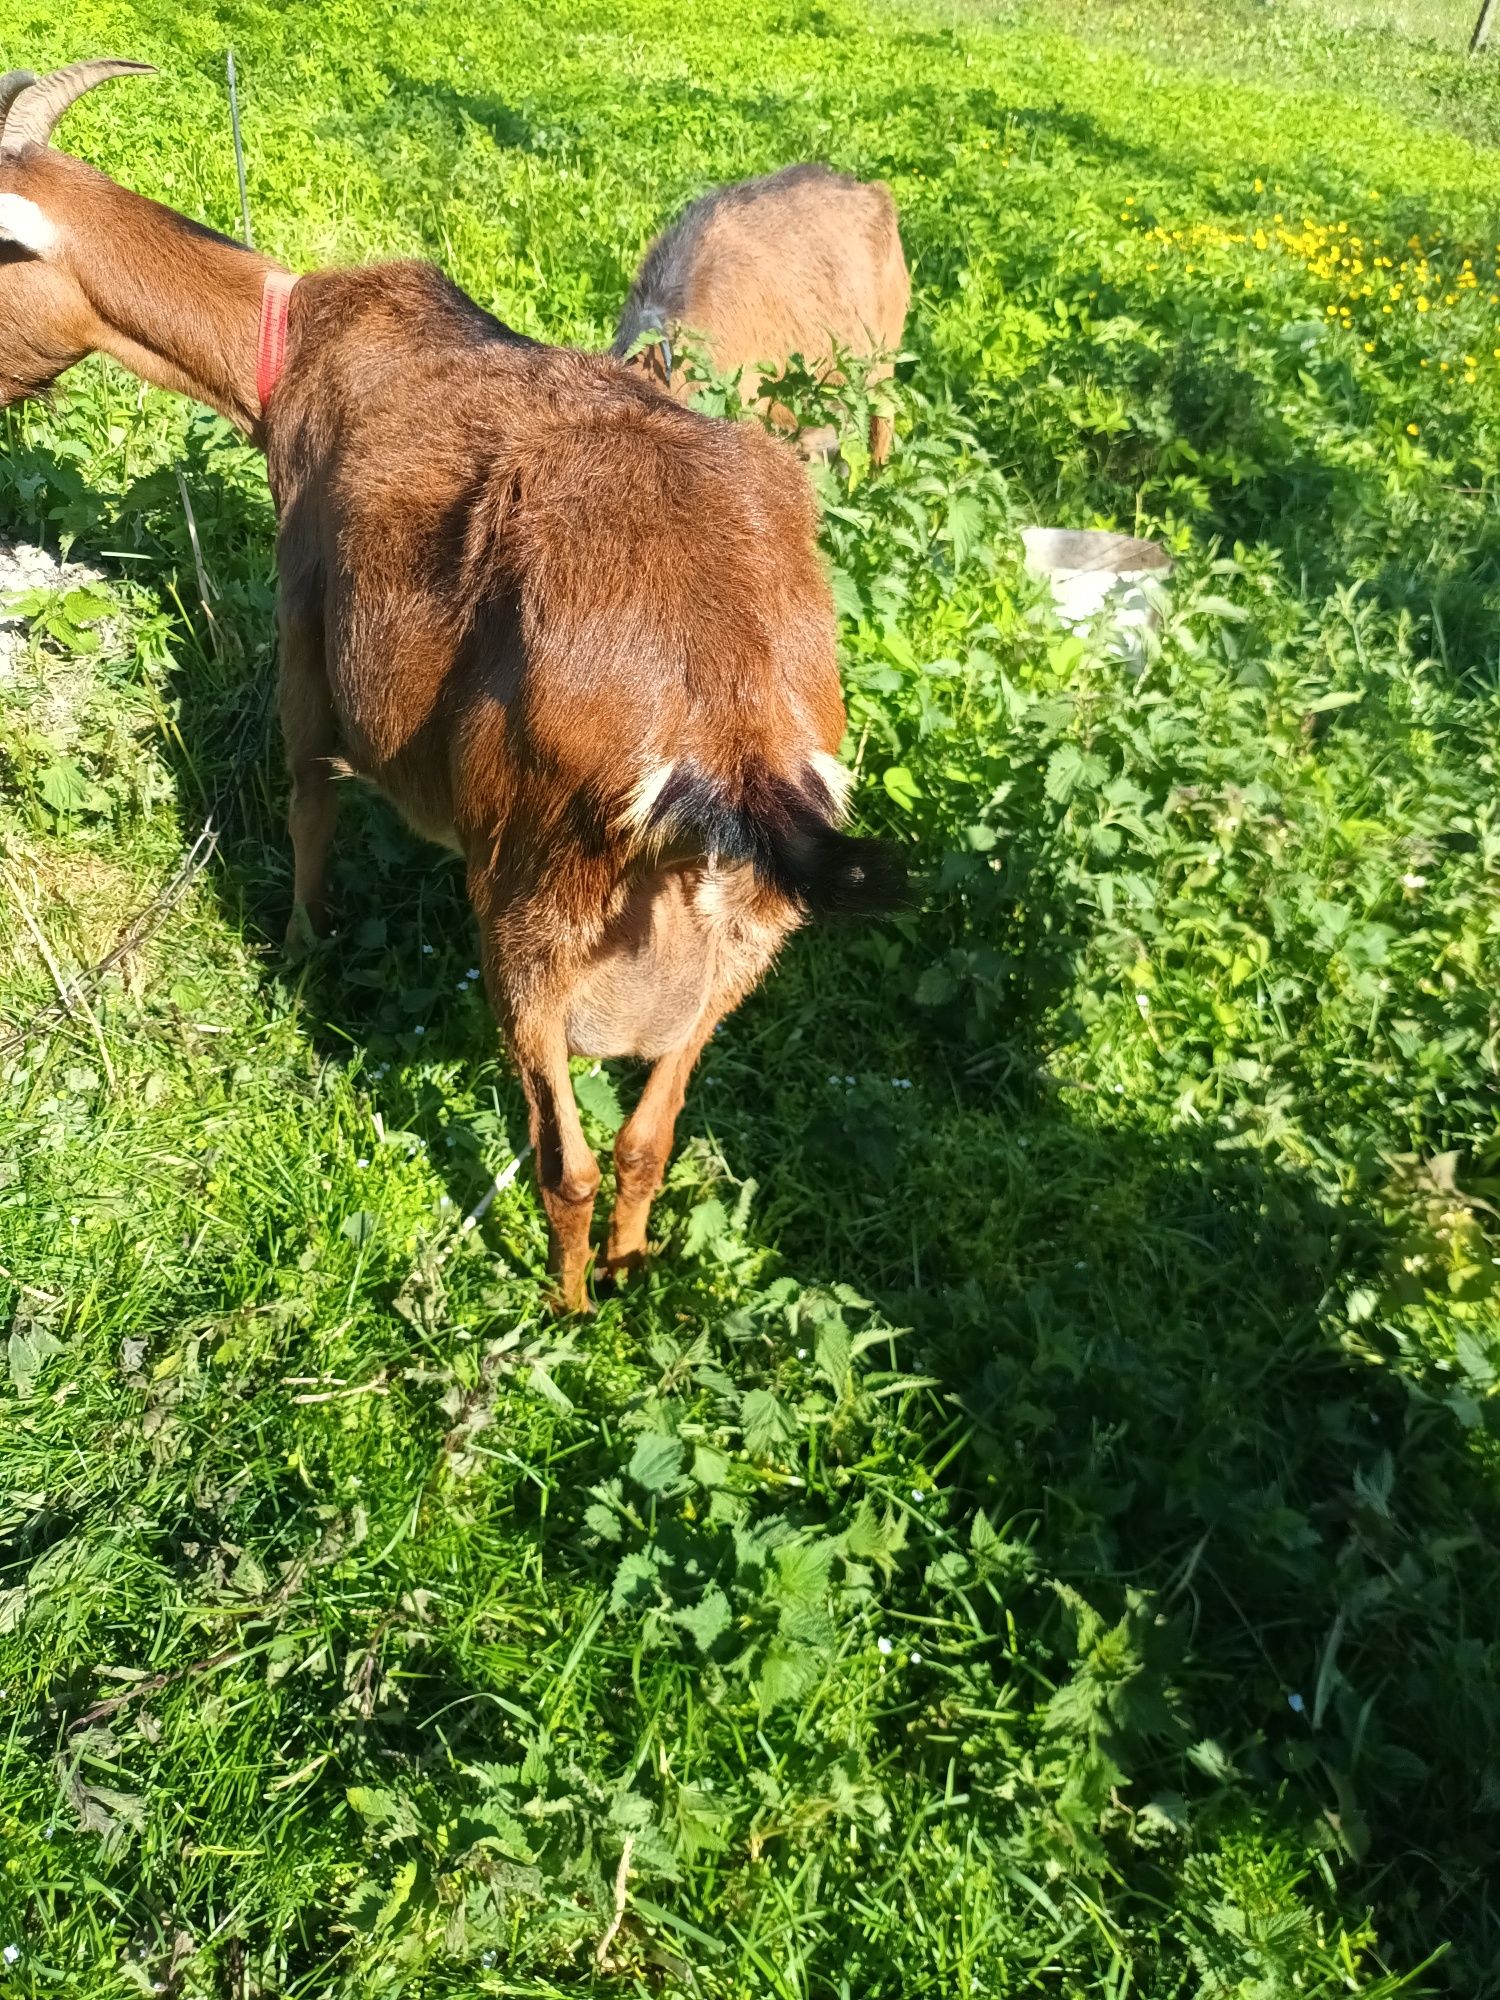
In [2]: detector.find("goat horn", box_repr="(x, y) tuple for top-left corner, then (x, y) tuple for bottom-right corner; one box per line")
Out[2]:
(0, 71), (39, 146)
(0, 58), (156, 158)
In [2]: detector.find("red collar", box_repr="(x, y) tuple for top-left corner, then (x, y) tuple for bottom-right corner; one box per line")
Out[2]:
(256, 268), (299, 416)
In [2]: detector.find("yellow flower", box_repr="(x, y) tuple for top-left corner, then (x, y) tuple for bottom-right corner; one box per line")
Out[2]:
(1416, 297), (1431, 312)
(1363, 341), (1375, 352)
(1407, 423), (1419, 435)
(1253, 177), (1265, 193)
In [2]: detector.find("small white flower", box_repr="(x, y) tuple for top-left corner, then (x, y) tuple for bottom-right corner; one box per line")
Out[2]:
(796, 1347), (808, 1358)
(439, 1195), (452, 1207)
(355, 1158), (368, 1169)
(876, 1636), (892, 1656)
(1136, 992), (1151, 1016)
(413, 1025), (425, 1036)
(1288, 1691), (1305, 1714)
(910, 1488), (923, 1503)
(1401, 873), (1427, 889)
(1114, 1082), (1125, 1093)
(1075, 1260), (1086, 1270)
(909, 1650), (922, 1664)
(421, 943), (433, 955)
(467, 967), (481, 980)
(3, 1946), (19, 1965)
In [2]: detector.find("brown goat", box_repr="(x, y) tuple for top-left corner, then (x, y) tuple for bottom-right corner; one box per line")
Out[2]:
(0, 61), (900, 1311)
(613, 164), (909, 464)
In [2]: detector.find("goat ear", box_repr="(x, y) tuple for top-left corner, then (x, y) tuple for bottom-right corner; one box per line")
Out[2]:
(0, 191), (57, 254)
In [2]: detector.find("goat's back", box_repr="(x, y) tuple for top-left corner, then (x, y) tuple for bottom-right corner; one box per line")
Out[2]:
(614, 164), (908, 392)
(267, 262), (845, 869)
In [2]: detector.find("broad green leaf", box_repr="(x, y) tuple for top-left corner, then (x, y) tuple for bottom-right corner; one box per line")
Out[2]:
(627, 1431), (684, 1493)
(881, 764), (922, 811)
(573, 1065), (624, 1134)
(675, 1585), (731, 1653)
(682, 1197), (728, 1256)
(756, 1639), (823, 1714)
(740, 1388), (798, 1457)
(8, 1326), (64, 1400)
(611, 1549), (660, 1612)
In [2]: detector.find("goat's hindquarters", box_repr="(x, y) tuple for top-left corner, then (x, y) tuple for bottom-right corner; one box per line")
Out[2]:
(473, 853), (793, 1309)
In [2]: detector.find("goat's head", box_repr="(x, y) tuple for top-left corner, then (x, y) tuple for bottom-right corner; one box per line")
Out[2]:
(0, 59), (155, 405)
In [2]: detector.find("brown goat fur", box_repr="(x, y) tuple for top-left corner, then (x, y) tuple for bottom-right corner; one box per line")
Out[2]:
(0, 63), (901, 1311)
(613, 164), (909, 463)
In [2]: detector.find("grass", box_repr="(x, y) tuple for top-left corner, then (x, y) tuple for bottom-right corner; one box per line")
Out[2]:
(3, 0), (1500, 1992)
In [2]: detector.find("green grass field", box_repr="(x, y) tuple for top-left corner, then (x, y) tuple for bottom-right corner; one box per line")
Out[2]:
(4, 0), (1500, 1992)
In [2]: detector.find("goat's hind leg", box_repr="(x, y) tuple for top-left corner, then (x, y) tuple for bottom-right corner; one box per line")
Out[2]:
(509, 1006), (602, 1313)
(600, 905), (789, 1284)
(472, 870), (603, 1312)
(599, 1017), (719, 1284)
(278, 602), (339, 944)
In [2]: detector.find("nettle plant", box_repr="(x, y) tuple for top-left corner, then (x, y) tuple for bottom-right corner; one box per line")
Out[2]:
(335, 1276), (931, 1967)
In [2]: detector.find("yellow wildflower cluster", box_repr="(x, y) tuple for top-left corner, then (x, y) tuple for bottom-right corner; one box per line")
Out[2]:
(1119, 195), (1500, 382)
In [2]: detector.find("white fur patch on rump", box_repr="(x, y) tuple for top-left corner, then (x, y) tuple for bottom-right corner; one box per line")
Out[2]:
(0, 193), (57, 255)
(807, 749), (853, 819)
(616, 759), (677, 835)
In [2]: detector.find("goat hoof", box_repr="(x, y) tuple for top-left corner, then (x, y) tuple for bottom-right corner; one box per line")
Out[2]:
(596, 1248), (650, 1293)
(284, 903), (332, 956)
(550, 1287), (595, 1318)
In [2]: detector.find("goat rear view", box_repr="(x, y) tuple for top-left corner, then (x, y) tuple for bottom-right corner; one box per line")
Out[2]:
(613, 163), (909, 464)
(0, 61), (902, 1313)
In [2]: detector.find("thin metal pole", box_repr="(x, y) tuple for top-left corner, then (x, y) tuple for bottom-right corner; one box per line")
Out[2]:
(1471, 0), (1498, 54)
(226, 48), (253, 246)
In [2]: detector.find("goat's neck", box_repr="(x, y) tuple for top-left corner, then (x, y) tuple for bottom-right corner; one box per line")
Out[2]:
(60, 160), (277, 433)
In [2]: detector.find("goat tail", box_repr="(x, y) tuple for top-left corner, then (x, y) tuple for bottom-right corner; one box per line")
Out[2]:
(622, 754), (906, 919)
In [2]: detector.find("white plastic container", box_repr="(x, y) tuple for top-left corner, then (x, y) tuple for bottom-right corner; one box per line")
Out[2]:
(1020, 527), (1172, 665)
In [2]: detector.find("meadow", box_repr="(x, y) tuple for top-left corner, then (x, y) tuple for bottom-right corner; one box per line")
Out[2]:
(3, 0), (1500, 1992)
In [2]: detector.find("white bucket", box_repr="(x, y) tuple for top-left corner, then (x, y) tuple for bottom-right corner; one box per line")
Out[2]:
(1020, 527), (1172, 664)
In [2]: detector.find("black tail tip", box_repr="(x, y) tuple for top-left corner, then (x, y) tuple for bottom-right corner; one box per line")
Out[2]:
(797, 831), (909, 920)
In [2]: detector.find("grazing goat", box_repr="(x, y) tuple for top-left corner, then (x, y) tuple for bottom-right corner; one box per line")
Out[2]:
(0, 60), (901, 1311)
(613, 164), (909, 464)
